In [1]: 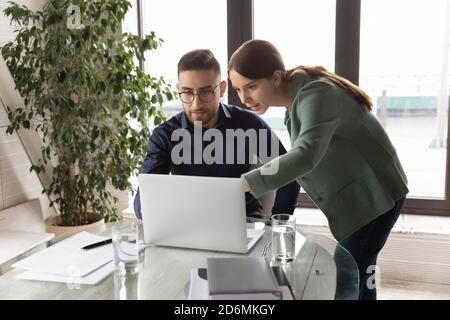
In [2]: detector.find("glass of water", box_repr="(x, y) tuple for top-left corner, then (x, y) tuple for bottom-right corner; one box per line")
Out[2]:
(114, 272), (140, 300)
(271, 214), (296, 263)
(112, 221), (140, 276)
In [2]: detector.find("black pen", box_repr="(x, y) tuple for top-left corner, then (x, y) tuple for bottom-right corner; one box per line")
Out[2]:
(81, 239), (112, 250)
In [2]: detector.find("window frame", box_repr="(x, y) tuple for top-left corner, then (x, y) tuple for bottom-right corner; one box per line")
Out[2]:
(135, 0), (450, 216)
(227, 0), (450, 216)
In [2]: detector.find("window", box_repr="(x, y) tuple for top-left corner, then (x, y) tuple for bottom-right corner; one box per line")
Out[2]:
(254, 0), (336, 150)
(123, 1), (228, 208)
(360, 0), (450, 199)
(129, 0), (450, 216)
(122, 0), (138, 35)
(141, 0), (228, 118)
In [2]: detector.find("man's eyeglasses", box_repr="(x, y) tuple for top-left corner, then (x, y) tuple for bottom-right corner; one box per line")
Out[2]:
(178, 84), (220, 104)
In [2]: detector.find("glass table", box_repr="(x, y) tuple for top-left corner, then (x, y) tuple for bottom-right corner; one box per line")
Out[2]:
(0, 219), (359, 300)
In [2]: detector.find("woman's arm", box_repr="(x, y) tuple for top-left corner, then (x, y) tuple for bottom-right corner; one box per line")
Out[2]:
(241, 175), (251, 192)
(243, 81), (341, 198)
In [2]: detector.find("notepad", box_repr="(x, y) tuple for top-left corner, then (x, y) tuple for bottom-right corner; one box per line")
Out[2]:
(17, 261), (114, 285)
(188, 265), (294, 300)
(12, 231), (113, 277)
(206, 257), (283, 300)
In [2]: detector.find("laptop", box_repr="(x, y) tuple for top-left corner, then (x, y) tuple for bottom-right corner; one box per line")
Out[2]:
(138, 174), (265, 253)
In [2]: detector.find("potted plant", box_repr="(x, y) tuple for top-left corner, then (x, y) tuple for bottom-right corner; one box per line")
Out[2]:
(1, 0), (174, 234)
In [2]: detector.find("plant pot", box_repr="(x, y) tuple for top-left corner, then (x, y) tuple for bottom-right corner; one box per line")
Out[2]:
(45, 212), (106, 237)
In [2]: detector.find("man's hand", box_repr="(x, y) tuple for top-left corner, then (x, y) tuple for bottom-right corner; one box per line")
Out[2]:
(241, 176), (251, 193)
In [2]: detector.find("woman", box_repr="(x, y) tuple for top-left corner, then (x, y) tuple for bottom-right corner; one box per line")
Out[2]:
(229, 39), (408, 300)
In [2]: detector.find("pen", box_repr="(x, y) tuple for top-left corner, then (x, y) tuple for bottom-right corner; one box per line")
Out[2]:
(81, 239), (112, 250)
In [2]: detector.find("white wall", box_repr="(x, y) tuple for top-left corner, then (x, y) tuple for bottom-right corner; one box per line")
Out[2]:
(0, 0), (47, 214)
(0, 1), (45, 47)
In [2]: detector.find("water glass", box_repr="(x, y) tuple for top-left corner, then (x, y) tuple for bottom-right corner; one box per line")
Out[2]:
(112, 222), (140, 276)
(271, 214), (296, 263)
(114, 272), (140, 300)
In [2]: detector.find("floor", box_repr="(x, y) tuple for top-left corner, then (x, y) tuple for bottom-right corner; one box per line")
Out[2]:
(379, 279), (450, 300)
(295, 208), (450, 300)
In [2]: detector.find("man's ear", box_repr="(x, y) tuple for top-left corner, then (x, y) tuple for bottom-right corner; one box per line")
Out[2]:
(273, 70), (282, 87)
(219, 80), (227, 97)
(176, 83), (181, 91)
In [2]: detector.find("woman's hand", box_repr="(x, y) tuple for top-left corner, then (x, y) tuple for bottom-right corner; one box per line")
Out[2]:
(241, 176), (251, 193)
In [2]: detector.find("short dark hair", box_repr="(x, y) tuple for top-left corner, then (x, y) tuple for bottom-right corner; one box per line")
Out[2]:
(177, 49), (221, 76)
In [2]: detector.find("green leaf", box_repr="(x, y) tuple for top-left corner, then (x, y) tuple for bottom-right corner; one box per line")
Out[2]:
(1, 0), (170, 226)
(92, 126), (99, 140)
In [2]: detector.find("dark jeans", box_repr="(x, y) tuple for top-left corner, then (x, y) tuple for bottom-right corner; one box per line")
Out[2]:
(338, 196), (406, 300)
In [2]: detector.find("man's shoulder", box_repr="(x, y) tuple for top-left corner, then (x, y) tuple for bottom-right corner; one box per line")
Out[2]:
(224, 103), (253, 117)
(223, 103), (268, 128)
(152, 112), (184, 135)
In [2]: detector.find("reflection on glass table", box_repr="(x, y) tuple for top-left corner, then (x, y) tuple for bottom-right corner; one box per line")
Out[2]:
(0, 218), (358, 300)
(247, 217), (359, 300)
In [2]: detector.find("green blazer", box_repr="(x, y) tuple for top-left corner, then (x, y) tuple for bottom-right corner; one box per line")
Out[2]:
(244, 73), (409, 241)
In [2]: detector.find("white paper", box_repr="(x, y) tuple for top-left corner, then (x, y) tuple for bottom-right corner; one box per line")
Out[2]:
(12, 231), (113, 277)
(17, 261), (114, 285)
(188, 268), (209, 300)
(0, 231), (54, 265)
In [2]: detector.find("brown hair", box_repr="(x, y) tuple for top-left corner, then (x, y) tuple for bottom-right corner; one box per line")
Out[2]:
(229, 39), (372, 111)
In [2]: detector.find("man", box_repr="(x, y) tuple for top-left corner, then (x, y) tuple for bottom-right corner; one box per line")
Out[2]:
(134, 49), (299, 219)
